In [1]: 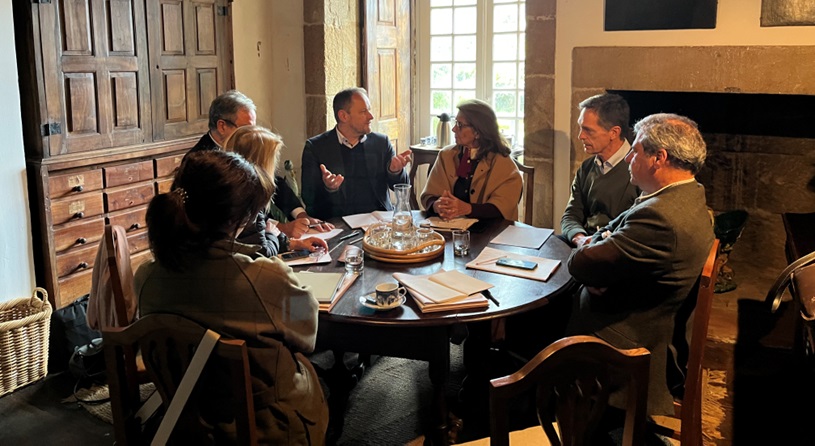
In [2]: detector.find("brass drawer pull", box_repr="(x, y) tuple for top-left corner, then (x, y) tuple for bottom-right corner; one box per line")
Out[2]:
(75, 262), (89, 271)
(76, 237), (87, 245)
(74, 211), (85, 219)
(130, 223), (141, 230)
(73, 185), (84, 192)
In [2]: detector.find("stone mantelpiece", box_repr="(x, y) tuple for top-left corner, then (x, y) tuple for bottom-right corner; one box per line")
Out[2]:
(572, 45), (815, 275)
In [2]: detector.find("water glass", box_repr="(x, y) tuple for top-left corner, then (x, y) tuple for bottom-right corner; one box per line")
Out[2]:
(452, 230), (470, 256)
(416, 227), (434, 253)
(345, 246), (364, 274)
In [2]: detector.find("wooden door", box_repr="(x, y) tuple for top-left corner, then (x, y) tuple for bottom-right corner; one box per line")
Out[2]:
(364, 0), (411, 153)
(37, 0), (152, 156)
(146, 0), (233, 141)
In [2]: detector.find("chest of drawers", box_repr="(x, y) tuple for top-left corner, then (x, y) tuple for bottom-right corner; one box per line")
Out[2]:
(29, 141), (193, 309)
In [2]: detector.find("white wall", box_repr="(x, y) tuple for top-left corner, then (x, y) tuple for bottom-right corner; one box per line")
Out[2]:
(0, 0), (36, 302)
(232, 0), (307, 175)
(553, 0), (815, 228)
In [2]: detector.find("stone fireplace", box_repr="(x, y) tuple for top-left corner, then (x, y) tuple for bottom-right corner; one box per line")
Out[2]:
(571, 46), (815, 273)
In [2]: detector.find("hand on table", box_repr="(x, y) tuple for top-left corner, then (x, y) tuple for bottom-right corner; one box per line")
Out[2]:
(433, 190), (472, 220)
(321, 164), (344, 191)
(290, 236), (329, 253)
(389, 149), (412, 173)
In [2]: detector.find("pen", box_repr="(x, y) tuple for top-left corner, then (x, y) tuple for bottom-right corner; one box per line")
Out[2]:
(308, 221), (325, 228)
(347, 237), (363, 245)
(483, 290), (500, 307)
(338, 230), (360, 242)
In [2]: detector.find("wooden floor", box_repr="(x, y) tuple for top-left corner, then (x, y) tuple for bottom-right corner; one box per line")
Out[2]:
(0, 253), (812, 445)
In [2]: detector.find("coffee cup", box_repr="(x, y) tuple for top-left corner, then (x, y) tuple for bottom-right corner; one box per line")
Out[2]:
(374, 282), (407, 307)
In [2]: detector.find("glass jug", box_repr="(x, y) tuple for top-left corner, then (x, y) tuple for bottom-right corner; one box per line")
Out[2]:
(391, 183), (415, 250)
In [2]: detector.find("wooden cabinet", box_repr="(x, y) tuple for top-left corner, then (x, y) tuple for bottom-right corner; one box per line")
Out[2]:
(14, 0), (233, 309)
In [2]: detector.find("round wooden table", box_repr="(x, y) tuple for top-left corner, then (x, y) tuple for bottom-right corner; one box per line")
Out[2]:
(299, 214), (575, 444)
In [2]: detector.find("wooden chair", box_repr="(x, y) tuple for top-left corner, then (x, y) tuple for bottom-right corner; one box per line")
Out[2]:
(461, 335), (651, 446)
(104, 313), (257, 445)
(650, 238), (722, 445)
(408, 146), (441, 209)
(512, 154), (535, 225)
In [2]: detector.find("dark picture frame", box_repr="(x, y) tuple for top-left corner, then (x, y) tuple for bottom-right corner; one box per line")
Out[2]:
(605, 0), (718, 31)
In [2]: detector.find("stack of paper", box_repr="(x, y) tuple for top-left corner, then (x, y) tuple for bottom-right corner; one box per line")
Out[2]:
(393, 270), (491, 313)
(490, 225), (554, 249)
(419, 216), (479, 231)
(284, 251), (332, 266)
(466, 246), (560, 282)
(293, 271), (358, 312)
(342, 211), (393, 229)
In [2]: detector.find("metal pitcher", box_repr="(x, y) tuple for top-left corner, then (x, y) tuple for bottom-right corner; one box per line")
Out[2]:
(436, 113), (452, 148)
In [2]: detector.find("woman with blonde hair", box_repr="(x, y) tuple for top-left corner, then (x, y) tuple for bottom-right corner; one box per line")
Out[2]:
(224, 125), (328, 258)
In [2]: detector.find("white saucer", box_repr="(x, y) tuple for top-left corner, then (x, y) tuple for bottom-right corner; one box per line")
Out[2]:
(359, 293), (406, 311)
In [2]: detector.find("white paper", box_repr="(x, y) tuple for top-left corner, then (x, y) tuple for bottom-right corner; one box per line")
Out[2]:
(392, 272), (465, 303)
(466, 246), (560, 282)
(293, 271), (345, 303)
(490, 226), (554, 249)
(342, 211), (393, 229)
(297, 228), (343, 241)
(283, 251), (331, 266)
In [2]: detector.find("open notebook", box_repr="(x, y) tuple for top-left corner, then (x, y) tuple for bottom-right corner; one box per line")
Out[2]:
(393, 270), (491, 313)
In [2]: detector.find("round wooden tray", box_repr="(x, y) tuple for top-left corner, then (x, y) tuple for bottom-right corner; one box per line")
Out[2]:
(363, 230), (445, 263)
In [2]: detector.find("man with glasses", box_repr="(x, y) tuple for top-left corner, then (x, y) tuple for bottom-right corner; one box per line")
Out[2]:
(189, 90), (331, 237)
(301, 87), (412, 220)
(190, 90), (257, 152)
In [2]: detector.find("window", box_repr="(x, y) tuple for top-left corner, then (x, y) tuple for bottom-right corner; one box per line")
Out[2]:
(416, 0), (525, 147)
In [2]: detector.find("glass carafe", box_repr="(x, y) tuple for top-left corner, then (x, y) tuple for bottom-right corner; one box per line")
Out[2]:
(391, 183), (415, 251)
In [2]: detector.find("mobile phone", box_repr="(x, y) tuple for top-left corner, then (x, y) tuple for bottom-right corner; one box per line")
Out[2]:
(496, 258), (538, 270)
(278, 249), (311, 261)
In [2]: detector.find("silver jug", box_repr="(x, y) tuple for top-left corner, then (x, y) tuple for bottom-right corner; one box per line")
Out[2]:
(436, 113), (452, 148)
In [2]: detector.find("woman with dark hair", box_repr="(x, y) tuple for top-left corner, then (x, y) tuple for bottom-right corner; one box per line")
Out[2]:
(223, 125), (328, 258)
(136, 150), (328, 445)
(420, 99), (523, 221)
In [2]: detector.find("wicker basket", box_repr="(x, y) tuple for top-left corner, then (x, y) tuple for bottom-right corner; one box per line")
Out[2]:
(0, 287), (52, 397)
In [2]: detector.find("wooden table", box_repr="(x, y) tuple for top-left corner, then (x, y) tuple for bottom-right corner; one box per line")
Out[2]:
(299, 214), (575, 444)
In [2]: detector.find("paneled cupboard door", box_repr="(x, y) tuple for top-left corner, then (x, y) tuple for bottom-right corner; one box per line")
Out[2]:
(38, 0), (153, 156)
(146, 0), (233, 141)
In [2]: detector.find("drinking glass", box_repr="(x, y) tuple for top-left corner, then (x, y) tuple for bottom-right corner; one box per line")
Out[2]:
(452, 230), (470, 256)
(345, 246), (364, 274)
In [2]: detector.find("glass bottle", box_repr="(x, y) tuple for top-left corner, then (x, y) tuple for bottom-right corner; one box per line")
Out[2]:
(391, 183), (414, 251)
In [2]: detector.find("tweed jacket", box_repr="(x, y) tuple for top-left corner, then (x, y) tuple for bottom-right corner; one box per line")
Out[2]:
(136, 240), (327, 444)
(301, 128), (408, 220)
(420, 144), (523, 221)
(566, 180), (714, 416)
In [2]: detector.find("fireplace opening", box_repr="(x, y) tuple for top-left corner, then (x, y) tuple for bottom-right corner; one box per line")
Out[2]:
(610, 90), (815, 139)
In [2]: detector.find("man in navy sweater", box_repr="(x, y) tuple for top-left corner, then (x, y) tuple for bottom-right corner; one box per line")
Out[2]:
(301, 87), (412, 221)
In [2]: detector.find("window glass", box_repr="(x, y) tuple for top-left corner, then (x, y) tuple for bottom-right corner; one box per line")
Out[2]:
(493, 4), (518, 33)
(430, 36), (453, 61)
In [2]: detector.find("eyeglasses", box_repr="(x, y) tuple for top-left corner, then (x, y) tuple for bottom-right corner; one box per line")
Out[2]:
(454, 120), (472, 129)
(219, 118), (237, 128)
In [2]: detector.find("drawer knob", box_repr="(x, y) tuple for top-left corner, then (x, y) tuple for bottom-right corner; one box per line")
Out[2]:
(130, 223), (141, 230)
(76, 237), (87, 245)
(73, 185), (84, 192)
(74, 211), (85, 219)
(77, 262), (88, 270)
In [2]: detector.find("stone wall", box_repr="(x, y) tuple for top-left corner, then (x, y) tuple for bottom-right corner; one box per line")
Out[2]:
(571, 45), (815, 270)
(303, 0), (361, 138)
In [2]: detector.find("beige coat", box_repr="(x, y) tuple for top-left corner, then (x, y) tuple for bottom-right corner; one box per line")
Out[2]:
(420, 144), (523, 220)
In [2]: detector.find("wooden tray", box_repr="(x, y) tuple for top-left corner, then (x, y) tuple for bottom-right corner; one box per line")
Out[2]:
(363, 230), (445, 263)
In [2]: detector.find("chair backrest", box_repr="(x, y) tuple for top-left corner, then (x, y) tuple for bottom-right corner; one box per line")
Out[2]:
(88, 224), (137, 331)
(488, 335), (651, 446)
(104, 313), (257, 445)
(408, 146), (441, 209)
(512, 156), (534, 225)
(653, 238), (722, 445)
